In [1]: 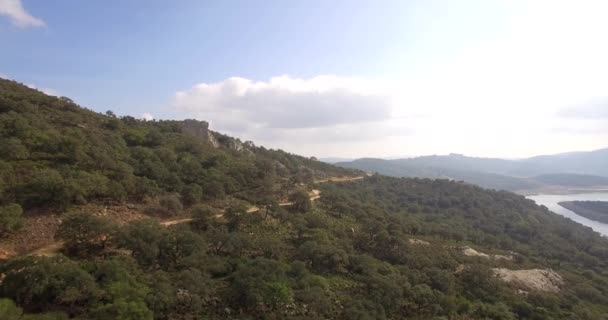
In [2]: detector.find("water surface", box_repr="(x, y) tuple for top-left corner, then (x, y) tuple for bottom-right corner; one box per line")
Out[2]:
(527, 193), (608, 236)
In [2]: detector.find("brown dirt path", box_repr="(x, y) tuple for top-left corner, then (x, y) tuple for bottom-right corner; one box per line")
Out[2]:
(19, 176), (364, 258)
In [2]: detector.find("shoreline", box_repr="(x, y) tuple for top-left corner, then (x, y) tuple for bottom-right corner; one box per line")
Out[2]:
(558, 201), (608, 224)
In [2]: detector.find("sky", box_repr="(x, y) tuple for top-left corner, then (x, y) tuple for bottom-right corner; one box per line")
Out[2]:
(1, 0), (608, 159)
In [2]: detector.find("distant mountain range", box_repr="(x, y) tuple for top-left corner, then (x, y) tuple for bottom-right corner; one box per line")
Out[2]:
(336, 149), (608, 193)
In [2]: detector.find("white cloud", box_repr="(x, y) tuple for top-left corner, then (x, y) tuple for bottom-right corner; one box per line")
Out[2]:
(174, 75), (394, 130)
(0, 0), (45, 28)
(141, 113), (154, 121)
(171, 75), (411, 152)
(171, 73), (608, 158)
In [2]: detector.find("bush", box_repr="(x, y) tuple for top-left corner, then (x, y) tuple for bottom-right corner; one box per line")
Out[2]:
(0, 203), (23, 236)
(55, 212), (115, 257)
(118, 219), (166, 267)
(289, 190), (312, 213)
(0, 298), (22, 320)
(230, 258), (293, 310)
(18, 169), (72, 209)
(143, 194), (183, 218)
(159, 194), (183, 214)
(181, 184), (203, 206)
(191, 205), (216, 231)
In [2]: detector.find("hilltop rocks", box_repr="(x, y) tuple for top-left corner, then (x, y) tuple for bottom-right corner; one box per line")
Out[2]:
(493, 268), (563, 293)
(179, 119), (254, 151)
(208, 131), (220, 148)
(181, 119), (212, 140)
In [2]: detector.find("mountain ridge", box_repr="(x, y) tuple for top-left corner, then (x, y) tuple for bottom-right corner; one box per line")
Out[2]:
(337, 150), (608, 192)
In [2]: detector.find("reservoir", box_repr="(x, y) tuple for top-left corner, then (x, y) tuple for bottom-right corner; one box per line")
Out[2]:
(528, 193), (608, 236)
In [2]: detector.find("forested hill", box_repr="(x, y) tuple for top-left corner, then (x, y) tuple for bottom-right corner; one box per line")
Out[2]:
(1, 78), (608, 319)
(0, 77), (355, 212)
(336, 154), (608, 192)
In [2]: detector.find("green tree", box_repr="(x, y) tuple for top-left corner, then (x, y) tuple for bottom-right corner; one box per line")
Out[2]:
(0, 203), (23, 236)
(0, 257), (99, 314)
(91, 299), (152, 320)
(158, 229), (206, 270)
(0, 138), (29, 160)
(21, 312), (69, 320)
(18, 169), (72, 209)
(290, 190), (312, 213)
(191, 204), (216, 231)
(159, 194), (183, 216)
(0, 298), (22, 320)
(118, 219), (166, 267)
(230, 258), (293, 311)
(181, 183), (203, 206)
(55, 212), (115, 257)
(224, 202), (249, 232)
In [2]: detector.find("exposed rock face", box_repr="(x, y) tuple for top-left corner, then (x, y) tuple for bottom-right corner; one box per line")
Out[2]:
(409, 239), (431, 246)
(181, 119), (210, 139)
(228, 139), (244, 151)
(462, 246), (489, 258)
(180, 119), (219, 147)
(208, 131), (220, 148)
(493, 268), (563, 293)
(462, 246), (513, 261)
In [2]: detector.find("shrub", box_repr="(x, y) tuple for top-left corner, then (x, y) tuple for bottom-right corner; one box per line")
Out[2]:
(0, 203), (23, 236)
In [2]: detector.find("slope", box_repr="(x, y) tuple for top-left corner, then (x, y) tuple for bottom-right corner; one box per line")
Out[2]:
(1, 79), (608, 319)
(0, 77), (357, 213)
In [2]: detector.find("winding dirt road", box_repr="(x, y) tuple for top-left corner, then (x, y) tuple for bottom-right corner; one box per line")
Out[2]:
(24, 176), (364, 257)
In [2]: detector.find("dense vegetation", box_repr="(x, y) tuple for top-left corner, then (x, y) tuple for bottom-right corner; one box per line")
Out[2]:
(0, 78), (352, 221)
(559, 201), (608, 224)
(1, 79), (608, 319)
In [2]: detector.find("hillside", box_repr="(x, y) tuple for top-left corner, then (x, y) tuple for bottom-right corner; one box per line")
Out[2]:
(559, 201), (608, 224)
(338, 153), (608, 193)
(534, 173), (608, 188)
(336, 157), (541, 191)
(522, 149), (608, 177)
(1, 79), (608, 319)
(0, 78), (355, 212)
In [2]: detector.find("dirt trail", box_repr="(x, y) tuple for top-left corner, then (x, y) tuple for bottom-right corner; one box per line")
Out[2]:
(23, 176), (364, 258)
(27, 241), (65, 257)
(314, 176), (364, 183)
(160, 218), (194, 226)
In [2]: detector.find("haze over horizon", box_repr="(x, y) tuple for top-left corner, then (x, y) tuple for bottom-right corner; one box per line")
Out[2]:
(3, 0), (608, 159)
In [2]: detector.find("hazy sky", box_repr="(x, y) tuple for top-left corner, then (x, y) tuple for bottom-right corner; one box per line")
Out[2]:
(2, 0), (607, 158)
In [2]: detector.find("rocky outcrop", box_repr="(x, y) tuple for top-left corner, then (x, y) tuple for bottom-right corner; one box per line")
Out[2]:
(181, 119), (210, 139)
(409, 239), (431, 246)
(207, 131), (220, 148)
(180, 119), (219, 147)
(228, 139), (244, 151)
(462, 246), (489, 258)
(493, 268), (563, 293)
(462, 246), (513, 261)
(179, 119), (256, 153)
